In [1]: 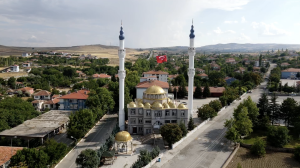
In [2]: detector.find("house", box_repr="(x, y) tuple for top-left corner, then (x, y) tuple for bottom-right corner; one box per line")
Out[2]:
(142, 70), (169, 82)
(235, 67), (246, 74)
(92, 73), (111, 79)
(210, 62), (220, 70)
(136, 80), (169, 99)
(24, 67), (31, 73)
(22, 63), (30, 67)
(281, 63), (290, 67)
(22, 53), (29, 57)
(58, 89), (90, 110)
(197, 73), (208, 79)
(18, 87), (34, 96)
(281, 68), (300, 79)
(43, 98), (60, 110)
(10, 65), (19, 72)
(16, 82), (25, 88)
(253, 67), (260, 72)
(225, 77), (237, 85)
(140, 76), (157, 83)
(0, 146), (23, 168)
(168, 74), (178, 80)
(195, 68), (205, 73)
(76, 70), (86, 78)
(255, 60), (260, 67)
(33, 90), (51, 100)
(225, 58), (236, 64)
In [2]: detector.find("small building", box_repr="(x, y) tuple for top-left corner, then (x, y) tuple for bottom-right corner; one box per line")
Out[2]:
(195, 68), (205, 73)
(135, 80), (169, 99)
(235, 67), (246, 74)
(18, 87), (34, 96)
(10, 65), (19, 72)
(0, 146), (23, 168)
(92, 73), (111, 80)
(225, 58), (236, 64)
(281, 68), (300, 79)
(34, 90), (51, 100)
(22, 53), (29, 57)
(142, 70), (169, 82)
(22, 63), (30, 67)
(168, 74), (178, 80)
(140, 76), (157, 82)
(58, 89), (90, 110)
(225, 77), (237, 86)
(43, 98), (60, 110)
(255, 60), (259, 67)
(210, 62), (220, 70)
(209, 87), (226, 97)
(281, 63), (290, 67)
(197, 73), (208, 79)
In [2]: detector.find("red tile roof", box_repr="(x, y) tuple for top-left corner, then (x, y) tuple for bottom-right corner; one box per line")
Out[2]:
(282, 68), (300, 72)
(18, 87), (34, 92)
(0, 146), (23, 166)
(44, 98), (60, 104)
(168, 74), (179, 79)
(92, 73), (111, 78)
(34, 90), (51, 96)
(52, 94), (61, 99)
(59, 90), (90, 100)
(197, 73), (208, 77)
(136, 80), (169, 89)
(143, 70), (168, 75)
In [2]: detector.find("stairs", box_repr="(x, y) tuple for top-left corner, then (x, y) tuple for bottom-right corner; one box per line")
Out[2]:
(140, 133), (154, 144)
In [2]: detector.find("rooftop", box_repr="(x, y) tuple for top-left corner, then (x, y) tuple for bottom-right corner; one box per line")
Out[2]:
(59, 90), (90, 100)
(136, 80), (169, 89)
(143, 70), (168, 75)
(282, 68), (300, 72)
(92, 73), (111, 78)
(0, 146), (23, 166)
(34, 90), (51, 96)
(0, 110), (73, 138)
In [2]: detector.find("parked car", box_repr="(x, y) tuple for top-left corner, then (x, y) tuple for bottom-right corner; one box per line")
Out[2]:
(247, 90), (252, 93)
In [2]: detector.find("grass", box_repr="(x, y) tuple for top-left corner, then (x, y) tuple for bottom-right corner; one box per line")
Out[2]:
(227, 147), (300, 168)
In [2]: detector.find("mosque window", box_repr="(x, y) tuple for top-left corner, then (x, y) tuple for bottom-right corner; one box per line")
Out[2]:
(165, 110), (170, 116)
(138, 109), (143, 114)
(172, 110), (177, 116)
(145, 120), (151, 124)
(181, 111), (185, 116)
(130, 109), (136, 115)
(146, 110), (151, 116)
(138, 118), (143, 124)
(131, 118), (136, 124)
(165, 120), (170, 123)
(138, 127), (143, 132)
(171, 120), (177, 123)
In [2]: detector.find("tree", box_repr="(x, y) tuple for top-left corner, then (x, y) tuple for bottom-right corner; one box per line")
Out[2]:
(294, 146), (300, 162)
(197, 104), (217, 120)
(208, 71), (225, 86)
(76, 149), (99, 168)
(234, 97), (259, 127)
(208, 100), (222, 112)
(251, 138), (266, 157)
(174, 74), (187, 86)
(267, 126), (290, 148)
(51, 88), (60, 95)
(160, 124), (183, 148)
(234, 107), (253, 136)
(225, 124), (240, 144)
(111, 74), (117, 82)
(280, 98), (297, 127)
(177, 82), (187, 98)
(179, 122), (188, 137)
(42, 139), (69, 165)
(8, 76), (16, 88)
(257, 93), (269, 118)
(63, 66), (77, 77)
(203, 84), (210, 98)
(194, 84), (203, 98)
(10, 148), (49, 168)
(188, 116), (195, 130)
(268, 93), (281, 125)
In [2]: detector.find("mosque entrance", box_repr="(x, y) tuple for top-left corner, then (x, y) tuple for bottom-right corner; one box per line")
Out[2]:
(132, 127), (137, 134)
(153, 121), (162, 129)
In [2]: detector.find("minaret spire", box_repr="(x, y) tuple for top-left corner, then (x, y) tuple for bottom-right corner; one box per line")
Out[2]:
(188, 21), (196, 117)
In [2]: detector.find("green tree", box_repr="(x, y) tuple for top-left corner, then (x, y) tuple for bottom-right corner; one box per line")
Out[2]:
(63, 66), (77, 78)
(42, 139), (69, 165)
(76, 149), (99, 168)
(177, 82), (187, 98)
(160, 123), (183, 148)
(188, 116), (195, 130)
(268, 94), (281, 125)
(10, 148), (49, 168)
(257, 93), (269, 118)
(280, 98), (297, 127)
(197, 104), (217, 120)
(251, 138), (266, 157)
(208, 100), (223, 112)
(208, 71), (225, 86)
(179, 122), (188, 137)
(8, 76), (16, 88)
(225, 124), (240, 144)
(51, 88), (60, 95)
(203, 84), (210, 98)
(194, 84), (203, 98)
(234, 107), (253, 136)
(234, 97), (259, 127)
(174, 74), (187, 86)
(267, 126), (290, 148)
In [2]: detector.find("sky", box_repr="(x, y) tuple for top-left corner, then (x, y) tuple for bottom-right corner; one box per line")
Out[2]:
(0, 0), (299, 48)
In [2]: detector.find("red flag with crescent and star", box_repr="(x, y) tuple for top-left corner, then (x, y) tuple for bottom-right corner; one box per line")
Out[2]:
(156, 55), (167, 63)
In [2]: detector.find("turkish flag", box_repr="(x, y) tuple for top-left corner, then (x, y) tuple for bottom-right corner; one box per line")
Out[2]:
(156, 55), (167, 63)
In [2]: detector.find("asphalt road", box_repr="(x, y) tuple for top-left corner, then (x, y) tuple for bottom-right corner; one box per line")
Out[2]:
(152, 64), (276, 168)
(56, 114), (118, 168)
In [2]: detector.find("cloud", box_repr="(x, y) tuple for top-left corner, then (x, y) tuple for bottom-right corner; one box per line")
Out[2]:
(251, 22), (290, 36)
(224, 20), (238, 24)
(295, 23), (300, 26)
(241, 17), (246, 23)
(240, 33), (250, 40)
(213, 27), (236, 34)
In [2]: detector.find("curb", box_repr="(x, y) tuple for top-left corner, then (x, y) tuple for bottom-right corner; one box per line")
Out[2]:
(222, 143), (240, 168)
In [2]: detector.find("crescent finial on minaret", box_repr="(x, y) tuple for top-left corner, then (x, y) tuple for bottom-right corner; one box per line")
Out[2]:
(119, 21), (125, 40)
(189, 21), (195, 39)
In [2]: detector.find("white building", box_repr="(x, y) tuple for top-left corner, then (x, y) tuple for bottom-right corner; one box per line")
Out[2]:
(22, 63), (30, 67)
(139, 76), (157, 82)
(136, 80), (169, 99)
(255, 60), (259, 67)
(10, 65), (19, 72)
(22, 53), (29, 57)
(142, 70), (169, 82)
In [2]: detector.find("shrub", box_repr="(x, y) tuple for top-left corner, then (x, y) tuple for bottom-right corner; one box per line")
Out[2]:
(160, 124), (182, 148)
(188, 116), (195, 131)
(267, 126), (290, 148)
(179, 122), (188, 137)
(251, 138), (266, 157)
(209, 100), (223, 112)
(197, 104), (217, 120)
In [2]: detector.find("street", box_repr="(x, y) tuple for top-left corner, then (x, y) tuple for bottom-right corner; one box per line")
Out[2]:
(152, 64), (276, 168)
(55, 114), (118, 168)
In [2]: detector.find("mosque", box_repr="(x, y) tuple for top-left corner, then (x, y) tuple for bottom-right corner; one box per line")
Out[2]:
(117, 22), (196, 135)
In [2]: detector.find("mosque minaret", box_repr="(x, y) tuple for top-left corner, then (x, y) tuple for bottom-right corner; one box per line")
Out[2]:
(188, 22), (195, 115)
(118, 23), (126, 131)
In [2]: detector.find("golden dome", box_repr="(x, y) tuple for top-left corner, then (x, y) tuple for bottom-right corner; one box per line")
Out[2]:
(144, 102), (151, 109)
(152, 101), (163, 109)
(115, 131), (133, 142)
(128, 102), (137, 108)
(163, 102), (170, 109)
(168, 101), (176, 108)
(136, 99), (143, 104)
(167, 98), (171, 103)
(137, 102), (144, 108)
(177, 103), (187, 109)
(145, 85), (166, 94)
